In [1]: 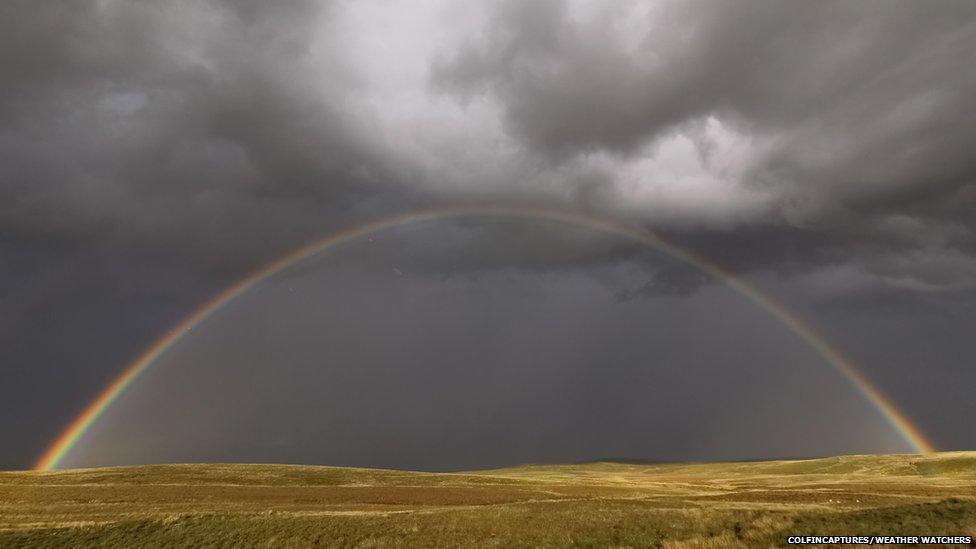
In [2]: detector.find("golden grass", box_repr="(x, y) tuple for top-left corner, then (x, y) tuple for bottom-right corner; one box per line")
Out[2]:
(1, 452), (974, 547)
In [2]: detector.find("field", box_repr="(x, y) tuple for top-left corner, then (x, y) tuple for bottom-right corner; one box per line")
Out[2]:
(1, 452), (974, 547)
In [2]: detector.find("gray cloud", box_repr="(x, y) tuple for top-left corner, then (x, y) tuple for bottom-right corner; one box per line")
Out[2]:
(432, 0), (976, 293)
(2, 1), (975, 469)
(0, 0), (416, 468)
(0, 0), (415, 273)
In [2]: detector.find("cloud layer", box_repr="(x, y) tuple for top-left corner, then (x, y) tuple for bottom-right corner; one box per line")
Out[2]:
(2, 0), (975, 468)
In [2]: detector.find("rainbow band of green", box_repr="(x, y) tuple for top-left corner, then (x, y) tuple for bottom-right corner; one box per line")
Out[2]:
(34, 206), (935, 470)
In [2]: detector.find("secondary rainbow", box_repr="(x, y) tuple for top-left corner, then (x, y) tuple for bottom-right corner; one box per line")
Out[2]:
(34, 205), (935, 470)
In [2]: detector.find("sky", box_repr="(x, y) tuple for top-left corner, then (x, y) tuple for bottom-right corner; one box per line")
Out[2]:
(2, 0), (975, 470)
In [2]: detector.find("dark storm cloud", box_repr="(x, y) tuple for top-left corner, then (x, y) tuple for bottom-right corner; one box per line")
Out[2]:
(3, 0), (974, 300)
(432, 0), (976, 295)
(433, 1), (974, 168)
(0, 0), (420, 468)
(3, 1), (976, 469)
(0, 0), (415, 275)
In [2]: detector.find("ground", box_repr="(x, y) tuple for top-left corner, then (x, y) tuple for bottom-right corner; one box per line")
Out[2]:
(1, 452), (974, 547)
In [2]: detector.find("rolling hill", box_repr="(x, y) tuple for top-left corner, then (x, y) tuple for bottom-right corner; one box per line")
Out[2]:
(2, 452), (975, 547)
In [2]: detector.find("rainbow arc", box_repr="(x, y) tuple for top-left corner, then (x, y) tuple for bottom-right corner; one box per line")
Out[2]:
(34, 206), (935, 470)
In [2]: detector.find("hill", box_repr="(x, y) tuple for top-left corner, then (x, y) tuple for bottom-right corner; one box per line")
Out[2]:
(1, 452), (975, 547)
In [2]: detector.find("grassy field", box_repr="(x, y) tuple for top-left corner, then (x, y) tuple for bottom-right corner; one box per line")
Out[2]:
(1, 452), (974, 547)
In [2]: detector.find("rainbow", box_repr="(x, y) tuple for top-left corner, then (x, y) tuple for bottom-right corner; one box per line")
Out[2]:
(34, 205), (935, 470)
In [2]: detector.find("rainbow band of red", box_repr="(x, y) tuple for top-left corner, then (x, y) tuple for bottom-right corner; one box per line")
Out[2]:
(34, 206), (936, 470)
